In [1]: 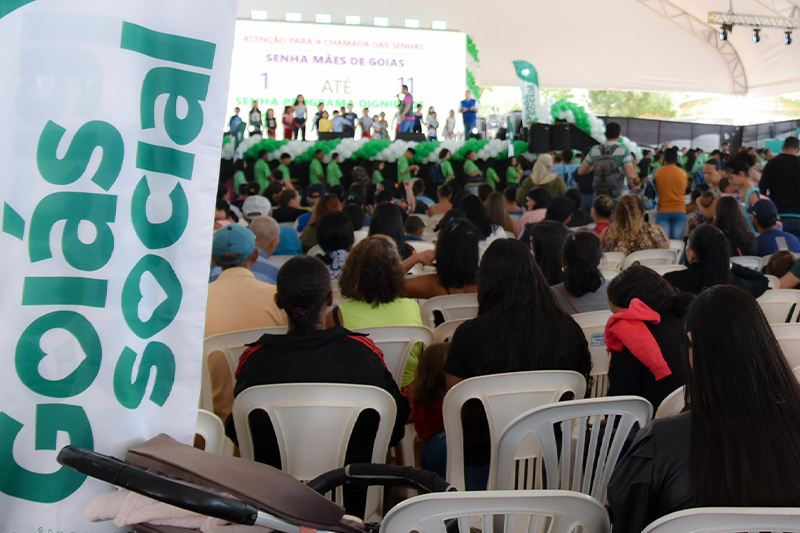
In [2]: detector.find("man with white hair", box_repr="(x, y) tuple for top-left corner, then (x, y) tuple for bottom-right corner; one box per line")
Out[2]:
(248, 216), (281, 284)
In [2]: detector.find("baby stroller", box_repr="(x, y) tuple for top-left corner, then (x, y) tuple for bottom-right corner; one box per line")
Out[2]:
(58, 434), (453, 533)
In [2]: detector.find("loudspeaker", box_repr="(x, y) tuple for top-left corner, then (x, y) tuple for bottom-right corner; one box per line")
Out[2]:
(396, 132), (426, 142)
(550, 122), (570, 151)
(528, 123), (551, 153)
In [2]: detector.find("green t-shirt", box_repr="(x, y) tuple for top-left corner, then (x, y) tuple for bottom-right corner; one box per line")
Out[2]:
(276, 163), (291, 182)
(233, 171), (247, 192)
(373, 169), (384, 184)
(309, 159), (324, 185)
(463, 159), (480, 181)
(485, 167), (499, 188)
(254, 159), (271, 193)
(440, 160), (454, 180)
(326, 161), (343, 186)
(398, 157), (412, 182)
(506, 166), (520, 184)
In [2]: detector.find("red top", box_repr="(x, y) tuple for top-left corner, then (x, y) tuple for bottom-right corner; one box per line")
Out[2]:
(605, 298), (672, 380)
(283, 113), (294, 128)
(592, 221), (611, 236)
(411, 400), (444, 442)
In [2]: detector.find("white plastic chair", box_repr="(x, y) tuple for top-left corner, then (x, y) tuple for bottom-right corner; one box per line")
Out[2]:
(621, 249), (677, 270)
(380, 490), (610, 533)
(730, 255), (761, 270)
(443, 371), (587, 491)
(766, 274), (781, 290)
(761, 254), (773, 271)
(654, 386), (685, 419)
(771, 323), (800, 368)
(641, 507), (800, 533)
(600, 268), (620, 281)
(433, 319), (470, 344)
(509, 213), (522, 226)
(232, 383), (396, 522)
(306, 244), (323, 256)
(409, 241), (436, 253)
(351, 326), (433, 388)
(668, 239), (685, 259)
(495, 396), (652, 504)
(195, 409), (225, 454)
(201, 327), (289, 412)
(419, 294), (479, 330)
(757, 289), (800, 324)
(572, 311), (613, 398)
(413, 214), (431, 227)
(354, 229), (369, 243)
(504, 230), (516, 239)
(601, 252), (625, 270)
(648, 264), (687, 276)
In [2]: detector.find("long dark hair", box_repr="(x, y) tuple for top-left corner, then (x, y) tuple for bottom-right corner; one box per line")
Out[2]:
(529, 220), (569, 286)
(608, 264), (693, 315)
(714, 196), (753, 254)
(460, 194), (495, 239)
(476, 239), (592, 378)
(436, 218), (479, 291)
(563, 231), (604, 297)
(275, 256), (330, 334)
(685, 285), (800, 506)
(684, 149), (697, 174)
(687, 224), (731, 289)
(369, 202), (410, 259)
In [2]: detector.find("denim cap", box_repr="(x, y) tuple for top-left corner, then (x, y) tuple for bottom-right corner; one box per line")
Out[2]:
(212, 224), (255, 265)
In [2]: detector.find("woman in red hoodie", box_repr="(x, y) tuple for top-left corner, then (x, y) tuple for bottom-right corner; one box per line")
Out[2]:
(605, 265), (694, 413)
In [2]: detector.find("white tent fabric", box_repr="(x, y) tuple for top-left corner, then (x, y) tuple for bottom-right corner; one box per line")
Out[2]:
(236, 0), (800, 96)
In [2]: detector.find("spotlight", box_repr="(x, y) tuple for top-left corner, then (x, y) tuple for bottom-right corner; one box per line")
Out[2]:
(786, 31), (793, 45)
(753, 28), (761, 43)
(719, 23), (732, 41)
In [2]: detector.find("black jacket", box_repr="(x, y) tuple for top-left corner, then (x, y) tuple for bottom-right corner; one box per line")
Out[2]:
(608, 412), (693, 533)
(663, 263), (768, 297)
(271, 206), (307, 223)
(760, 153), (800, 216)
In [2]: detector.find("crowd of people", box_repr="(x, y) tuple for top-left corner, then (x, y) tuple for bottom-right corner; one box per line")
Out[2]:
(208, 120), (800, 532)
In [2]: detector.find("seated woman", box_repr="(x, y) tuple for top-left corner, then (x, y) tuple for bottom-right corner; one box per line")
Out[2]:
(327, 236), (423, 387)
(404, 218), (480, 299)
(714, 196), (757, 256)
(552, 231), (610, 314)
(315, 211), (354, 282)
(601, 194), (669, 254)
(516, 154), (568, 205)
(504, 186), (524, 216)
(271, 190), (307, 223)
(226, 256), (409, 517)
(460, 194), (506, 258)
(520, 220), (570, 286)
(427, 183), (454, 217)
(369, 201), (414, 259)
(608, 285), (800, 532)
(606, 265), (692, 411)
(516, 188), (551, 236)
(588, 194), (613, 236)
(413, 343), (450, 479)
(664, 224), (768, 297)
(485, 191), (516, 234)
(443, 239), (591, 488)
(299, 194), (341, 253)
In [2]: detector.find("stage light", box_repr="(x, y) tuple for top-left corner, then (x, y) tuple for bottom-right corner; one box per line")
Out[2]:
(404, 19), (420, 28)
(374, 16), (389, 27)
(345, 15), (361, 25)
(315, 13), (331, 23)
(432, 20), (447, 30)
(786, 31), (793, 44)
(250, 10), (268, 20)
(285, 12), (302, 22)
(719, 23), (731, 41)
(753, 28), (761, 43)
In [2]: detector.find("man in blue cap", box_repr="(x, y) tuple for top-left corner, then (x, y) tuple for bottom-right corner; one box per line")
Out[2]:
(749, 199), (800, 257)
(209, 223), (274, 283)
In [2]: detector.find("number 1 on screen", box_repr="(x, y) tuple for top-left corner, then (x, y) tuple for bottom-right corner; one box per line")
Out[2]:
(261, 72), (268, 89)
(398, 77), (414, 93)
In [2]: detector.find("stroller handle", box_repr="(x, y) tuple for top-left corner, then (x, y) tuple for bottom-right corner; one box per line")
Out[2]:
(307, 463), (453, 495)
(57, 446), (259, 526)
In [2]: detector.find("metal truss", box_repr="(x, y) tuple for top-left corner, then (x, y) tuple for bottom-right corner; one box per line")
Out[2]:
(709, 11), (800, 29)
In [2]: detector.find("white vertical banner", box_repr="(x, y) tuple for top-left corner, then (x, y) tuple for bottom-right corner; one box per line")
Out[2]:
(0, 1), (237, 530)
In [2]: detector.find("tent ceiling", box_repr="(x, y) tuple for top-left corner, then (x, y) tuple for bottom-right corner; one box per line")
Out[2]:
(237, 0), (800, 96)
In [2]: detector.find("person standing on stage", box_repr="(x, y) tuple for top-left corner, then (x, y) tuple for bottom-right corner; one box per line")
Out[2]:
(345, 104), (359, 138)
(312, 102), (325, 135)
(229, 107), (243, 132)
(282, 105), (294, 140)
(398, 85), (415, 134)
(459, 90), (478, 138)
(360, 108), (373, 139)
(265, 108), (277, 139)
(249, 100), (262, 135)
(293, 95), (307, 140)
(444, 110), (456, 140)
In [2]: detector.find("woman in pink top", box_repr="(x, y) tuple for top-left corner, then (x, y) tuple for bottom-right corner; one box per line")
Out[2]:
(516, 188), (551, 236)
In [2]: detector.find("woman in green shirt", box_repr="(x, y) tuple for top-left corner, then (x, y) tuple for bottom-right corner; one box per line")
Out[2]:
(438, 149), (455, 183)
(515, 153), (567, 206)
(326, 235), (424, 387)
(485, 165), (499, 190)
(232, 160), (247, 195)
(506, 156), (521, 185)
(372, 161), (385, 184)
(326, 152), (343, 187)
(463, 150), (482, 184)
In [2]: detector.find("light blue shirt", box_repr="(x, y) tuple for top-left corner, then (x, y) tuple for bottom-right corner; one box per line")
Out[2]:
(554, 163), (580, 187)
(274, 226), (302, 256)
(332, 117), (348, 133)
(209, 247), (279, 284)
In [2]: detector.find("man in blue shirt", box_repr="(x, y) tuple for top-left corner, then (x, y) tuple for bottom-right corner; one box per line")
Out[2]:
(332, 110), (348, 133)
(344, 104), (358, 137)
(229, 106), (243, 132)
(459, 90), (478, 137)
(749, 199), (800, 256)
(296, 184), (325, 233)
(554, 148), (580, 188)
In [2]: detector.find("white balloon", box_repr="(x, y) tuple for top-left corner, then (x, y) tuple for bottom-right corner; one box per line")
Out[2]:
(565, 110), (575, 123)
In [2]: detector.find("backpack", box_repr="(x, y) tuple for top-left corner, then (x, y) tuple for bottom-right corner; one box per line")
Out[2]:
(592, 144), (625, 198)
(431, 162), (445, 185)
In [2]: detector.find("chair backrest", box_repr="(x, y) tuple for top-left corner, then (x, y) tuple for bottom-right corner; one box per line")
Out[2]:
(354, 229), (369, 243)
(269, 255), (294, 268)
(771, 323), (800, 368)
(730, 255), (761, 270)
(380, 490), (610, 533)
(766, 274), (781, 290)
(201, 327), (289, 411)
(600, 268), (620, 281)
(195, 409), (225, 454)
(504, 230), (516, 239)
(572, 311), (613, 398)
(352, 326), (434, 387)
(758, 289), (800, 324)
(232, 383), (396, 521)
(306, 244), (323, 256)
(761, 254), (773, 271)
(654, 386), (686, 419)
(648, 264), (687, 276)
(668, 239), (685, 259)
(419, 294), (479, 330)
(509, 213), (522, 225)
(601, 252), (625, 270)
(621, 249), (678, 270)
(641, 507), (800, 533)
(409, 241), (436, 253)
(443, 371), (587, 491)
(433, 319), (470, 344)
(495, 397), (652, 504)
